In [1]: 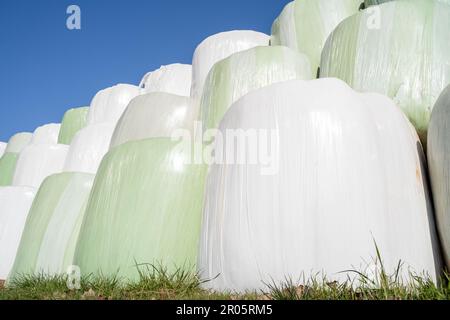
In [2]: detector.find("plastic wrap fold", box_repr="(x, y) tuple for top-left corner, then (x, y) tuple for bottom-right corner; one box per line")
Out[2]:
(0, 187), (36, 279)
(31, 124), (61, 145)
(200, 46), (312, 132)
(428, 85), (450, 269)
(12, 144), (69, 188)
(5, 132), (32, 154)
(86, 84), (141, 126)
(58, 107), (89, 145)
(7, 173), (94, 278)
(140, 64), (192, 97)
(271, 0), (361, 73)
(0, 153), (18, 186)
(74, 138), (207, 280)
(110, 92), (198, 149)
(199, 79), (441, 292)
(320, 0), (450, 142)
(191, 30), (270, 100)
(64, 124), (115, 174)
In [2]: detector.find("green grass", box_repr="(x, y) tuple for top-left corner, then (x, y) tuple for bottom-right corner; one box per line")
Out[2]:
(1, 264), (449, 300)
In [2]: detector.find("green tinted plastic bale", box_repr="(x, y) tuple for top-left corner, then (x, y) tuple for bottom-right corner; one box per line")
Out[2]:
(74, 138), (207, 280)
(320, 0), (450, 143)
(35, 173), (94, 275)
(9, 174), (71, 278)
(58, 107), (89, 145)
(8, 172), (93, 278)
(0, 153), (19, 186)
(200, 45), (312, 133)
(271, 0), (362, 73)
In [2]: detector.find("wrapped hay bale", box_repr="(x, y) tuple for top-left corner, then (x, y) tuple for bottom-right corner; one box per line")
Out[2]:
(191, 30), (270, 100)
(8, 173), (94, 278)
(58, 107), (89, 145)
(0, 187), (36, 279)
(200, 45), (312, 132)
(139, 64), (192, 97)
(320, 0), (450, 142)
(74, 138), (207, 280)
(110, 92), (198, 149)
(199, 78), (440, 291)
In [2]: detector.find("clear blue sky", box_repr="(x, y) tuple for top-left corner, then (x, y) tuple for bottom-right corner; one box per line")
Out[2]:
(0, 0), (290, 141)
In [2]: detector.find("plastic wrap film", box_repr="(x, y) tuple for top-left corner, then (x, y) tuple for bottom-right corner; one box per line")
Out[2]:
(4, 132), (32, 154)
(428, 85), (450, 269)
(271, 0), (361, 74)
(74, 138), (207, 280)
(31, 124), (61, 145)
(7, 173), (94, 278)
(0, 187), (36, 279)
(64, 124), (115, 174)
(365, 0), (450, 7)
(86, 84), (141, 126)
(0, 153), (18, 186)
(12, 144), (69, 188)
(191, 30), (270, 100)
(139, 64), (192, 97)
(320, 0), (450, 143)
(200, 46), (313, 132)
(0, 142), (6, 158)
(110, 92), (199, 149)
(58, 107), (89, 145)
(198, 79), (441, 292)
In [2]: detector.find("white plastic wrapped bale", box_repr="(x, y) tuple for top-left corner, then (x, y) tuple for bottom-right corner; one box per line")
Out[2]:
(271, 0), (361, 74)
(0, 187), (36, 279)
(200, 45), (312, 132)
(199, 78), (441, 292)
(86, 84), (141, 126)
(428, 85), (450, 269)
(0, 142), (6, 158)
(139, 64), (192, 97)
(320, 0), (450, 143)
(5, 132), (32, 154)
(64, 123), (115, 174)
(110, 92), (198, 149)
(31, 123), (61, 145)
(191, 30), (270, 100)
(12, 144), (69, 188)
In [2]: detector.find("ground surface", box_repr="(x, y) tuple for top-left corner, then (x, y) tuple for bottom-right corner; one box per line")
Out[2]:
(0, 267), (449, 300)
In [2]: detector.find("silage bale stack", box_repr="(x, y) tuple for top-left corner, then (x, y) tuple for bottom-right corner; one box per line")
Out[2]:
(198, 79), (441, 291)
